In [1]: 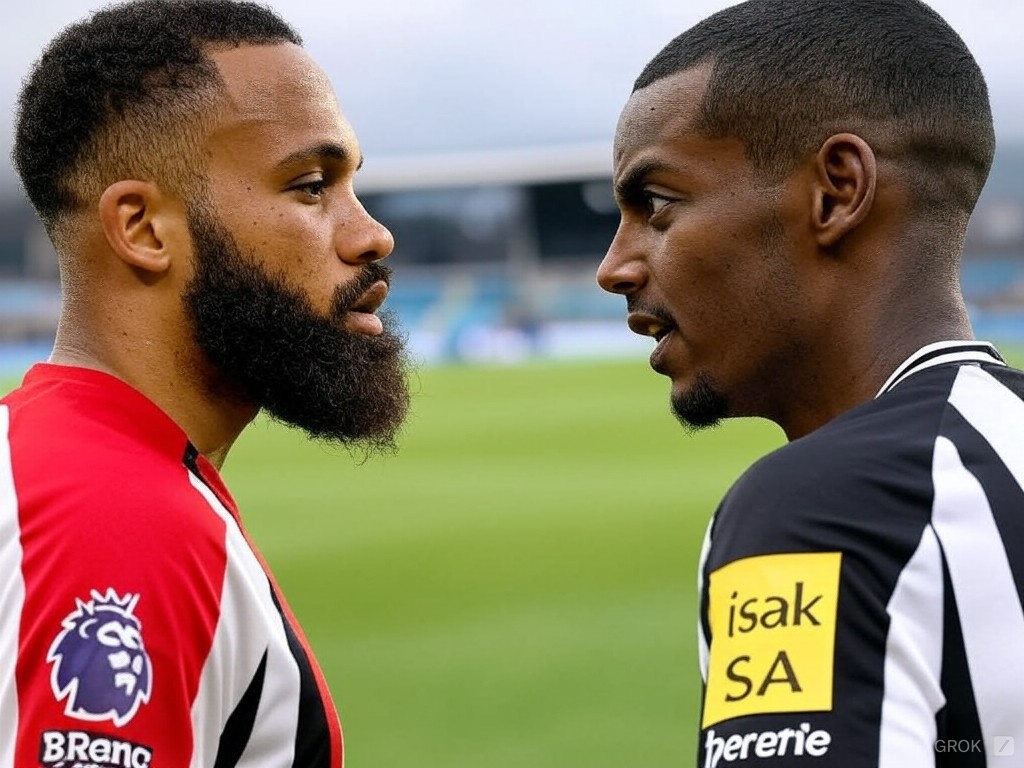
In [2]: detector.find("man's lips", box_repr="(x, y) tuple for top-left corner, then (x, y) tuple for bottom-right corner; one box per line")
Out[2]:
(627, 310), (675, 342)
(626, 309), (678, 373)
(350, 280), (389, 314)
(344, 280), (389, 335)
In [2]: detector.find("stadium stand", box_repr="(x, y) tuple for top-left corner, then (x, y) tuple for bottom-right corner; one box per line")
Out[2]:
(1, 142), (1022, 371)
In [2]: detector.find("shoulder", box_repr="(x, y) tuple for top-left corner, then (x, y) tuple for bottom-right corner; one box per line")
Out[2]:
(709, 365), (967, 563)
(4, 366), (221, 545)
(706, 360), (1024, 571)
(4, 377), (230, 601)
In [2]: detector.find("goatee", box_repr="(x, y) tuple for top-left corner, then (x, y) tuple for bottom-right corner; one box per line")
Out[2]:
(671, 372), (727, 432)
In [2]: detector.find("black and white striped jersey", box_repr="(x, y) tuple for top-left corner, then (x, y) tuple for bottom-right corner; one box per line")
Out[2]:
(697, 341), (1024, 767)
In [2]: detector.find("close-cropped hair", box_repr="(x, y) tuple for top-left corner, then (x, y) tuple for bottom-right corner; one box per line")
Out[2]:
(635, 0), (995, 217)
(13, 0), (302, 232)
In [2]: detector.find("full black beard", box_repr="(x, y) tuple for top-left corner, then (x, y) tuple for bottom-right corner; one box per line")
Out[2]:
(671, 371), (728, 432)
(182, 203), (410, 452)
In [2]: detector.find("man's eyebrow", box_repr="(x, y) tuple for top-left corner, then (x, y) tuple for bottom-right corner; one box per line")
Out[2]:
(276, 142), (363, 170)
(613, 159), (674, 201)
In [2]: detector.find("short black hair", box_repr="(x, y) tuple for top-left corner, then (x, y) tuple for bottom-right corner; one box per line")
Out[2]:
(635, 0), (995, 217)
(13, 0), (301, 232)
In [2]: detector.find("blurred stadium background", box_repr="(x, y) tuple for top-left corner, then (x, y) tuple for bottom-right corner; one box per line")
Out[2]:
(5, 141), (1024, 368)
(2, 140), (1023, 764)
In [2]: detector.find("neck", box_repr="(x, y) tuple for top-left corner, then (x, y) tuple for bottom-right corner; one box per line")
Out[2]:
(51, 306), (257, 469)
(774, 289), (973, 441)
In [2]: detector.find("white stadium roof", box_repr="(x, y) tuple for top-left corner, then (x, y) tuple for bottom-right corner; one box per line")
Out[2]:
(354, 141), (613, 193)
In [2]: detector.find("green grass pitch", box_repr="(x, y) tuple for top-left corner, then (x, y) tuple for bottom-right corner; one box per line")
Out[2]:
(12, 349), (1019, 764)
(222, 359), (783, 766)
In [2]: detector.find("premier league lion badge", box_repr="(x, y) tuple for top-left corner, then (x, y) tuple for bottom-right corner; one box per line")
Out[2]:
(47, 588), (153, 727)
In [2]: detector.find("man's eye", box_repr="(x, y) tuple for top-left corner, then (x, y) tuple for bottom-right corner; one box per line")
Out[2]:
(293, 178), (327, 197)
(647, 193), (672, 216)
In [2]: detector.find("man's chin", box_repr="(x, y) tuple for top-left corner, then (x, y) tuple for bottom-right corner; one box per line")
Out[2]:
(261, 387), (409, 453)
(266, 408), (407, 453)
(670, 374), (728, 432)
(255, 334), (411, 451)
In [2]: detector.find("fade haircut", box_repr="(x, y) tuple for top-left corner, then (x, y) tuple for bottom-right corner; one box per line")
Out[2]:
(635, 0), (995, 219)
(13, 0), (301, 233)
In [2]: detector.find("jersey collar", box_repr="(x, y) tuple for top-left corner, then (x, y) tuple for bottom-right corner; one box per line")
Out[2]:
(876, 340), (1005, 397)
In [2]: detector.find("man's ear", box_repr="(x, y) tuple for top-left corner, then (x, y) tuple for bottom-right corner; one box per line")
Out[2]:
(812, 133), (877, 248)
(97, 180), (183, 274)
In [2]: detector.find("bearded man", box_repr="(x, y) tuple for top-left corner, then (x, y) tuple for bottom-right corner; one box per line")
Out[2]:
(0, 1), (409, 765)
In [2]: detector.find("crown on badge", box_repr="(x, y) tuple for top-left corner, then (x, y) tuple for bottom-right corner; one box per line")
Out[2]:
(75, 588), (140, 617)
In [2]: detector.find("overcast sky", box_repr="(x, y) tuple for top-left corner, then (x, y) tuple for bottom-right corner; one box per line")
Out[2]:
(1, 0), (1022, 193)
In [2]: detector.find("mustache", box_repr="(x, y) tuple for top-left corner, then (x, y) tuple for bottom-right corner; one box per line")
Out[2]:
(625, 294), (674, 325)
(332, 262), (393, 315)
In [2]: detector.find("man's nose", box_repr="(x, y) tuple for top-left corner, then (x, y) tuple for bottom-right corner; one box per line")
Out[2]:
(597, 222), (647, 295)
(337, 198), (395, 265)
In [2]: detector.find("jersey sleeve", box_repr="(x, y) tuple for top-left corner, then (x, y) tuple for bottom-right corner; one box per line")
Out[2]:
(696, 424), (946, 768)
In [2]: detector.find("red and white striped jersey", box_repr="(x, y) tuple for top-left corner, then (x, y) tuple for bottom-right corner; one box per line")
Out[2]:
(0, 363), (343, 767)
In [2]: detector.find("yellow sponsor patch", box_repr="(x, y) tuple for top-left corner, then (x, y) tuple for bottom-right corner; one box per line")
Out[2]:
(702, 551), (842, 728)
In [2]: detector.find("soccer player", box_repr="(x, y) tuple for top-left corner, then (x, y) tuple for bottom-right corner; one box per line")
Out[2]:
(597, 0), (1023, 765)
(0, 1), (409, 765)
